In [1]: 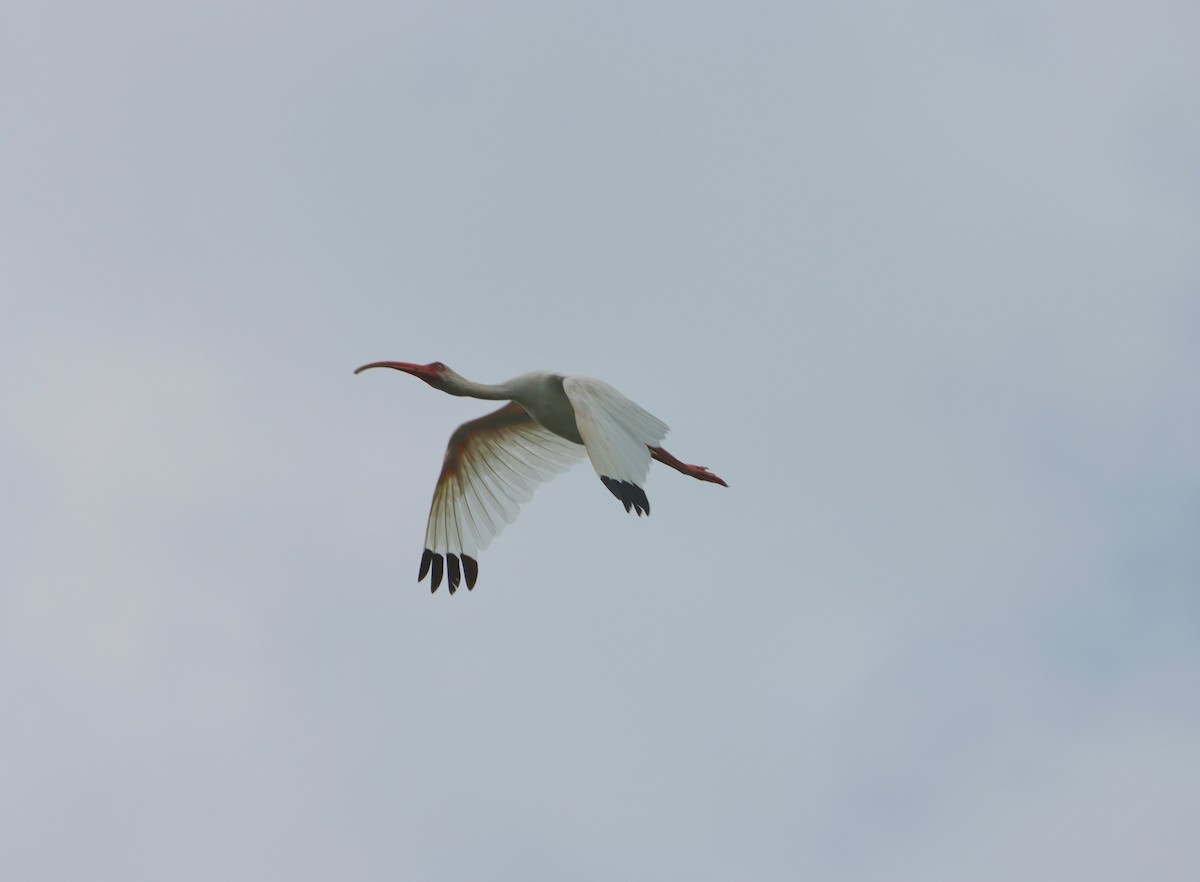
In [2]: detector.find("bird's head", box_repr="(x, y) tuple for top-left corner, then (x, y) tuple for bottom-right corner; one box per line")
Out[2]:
(354, 360), (465, 392)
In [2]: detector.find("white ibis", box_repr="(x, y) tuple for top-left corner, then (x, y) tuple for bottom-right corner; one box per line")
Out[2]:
(355, 360), (727, 593)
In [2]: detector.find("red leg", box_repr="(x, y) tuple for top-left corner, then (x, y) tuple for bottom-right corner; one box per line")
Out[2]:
(649, 447), (728, 487)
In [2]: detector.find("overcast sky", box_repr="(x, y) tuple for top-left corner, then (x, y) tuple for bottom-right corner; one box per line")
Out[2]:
(3, 1), (1198, 879)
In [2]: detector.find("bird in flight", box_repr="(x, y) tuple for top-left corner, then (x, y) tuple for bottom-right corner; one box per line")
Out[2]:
(355, 360), (727, 593)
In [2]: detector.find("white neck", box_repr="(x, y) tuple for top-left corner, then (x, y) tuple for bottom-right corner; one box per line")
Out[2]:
(443, 374), (520, 400)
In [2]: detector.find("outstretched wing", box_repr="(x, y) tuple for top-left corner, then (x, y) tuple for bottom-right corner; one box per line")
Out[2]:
(420, 402), (584, 593)
(562, 376), (669, 516)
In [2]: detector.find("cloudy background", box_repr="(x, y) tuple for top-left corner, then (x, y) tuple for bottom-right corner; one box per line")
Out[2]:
(3, 1), (1198, 879)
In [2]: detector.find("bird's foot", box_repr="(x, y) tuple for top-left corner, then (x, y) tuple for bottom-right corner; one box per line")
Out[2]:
(649, 447), (728, 487)
(687, 464), (729, 487)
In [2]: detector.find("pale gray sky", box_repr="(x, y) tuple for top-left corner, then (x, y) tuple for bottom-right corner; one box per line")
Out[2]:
(3, 2), (1198, 880)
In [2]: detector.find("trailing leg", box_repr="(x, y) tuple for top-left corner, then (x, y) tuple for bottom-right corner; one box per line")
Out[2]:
(649, 447), (728, 487)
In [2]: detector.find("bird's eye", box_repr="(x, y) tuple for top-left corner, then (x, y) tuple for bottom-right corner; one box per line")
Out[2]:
(432, 362), (446, 372)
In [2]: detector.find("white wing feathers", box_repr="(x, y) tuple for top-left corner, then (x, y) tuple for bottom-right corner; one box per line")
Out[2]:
(420, 402), (584, 593)
(562, 376), (669, 517)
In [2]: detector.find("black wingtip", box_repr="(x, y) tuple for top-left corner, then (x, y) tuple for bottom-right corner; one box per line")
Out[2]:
(420, 549), (477, 595)
(601, 476), (650, 516)
(420, 548), (442, 594)
(430, 553), (444, 592)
